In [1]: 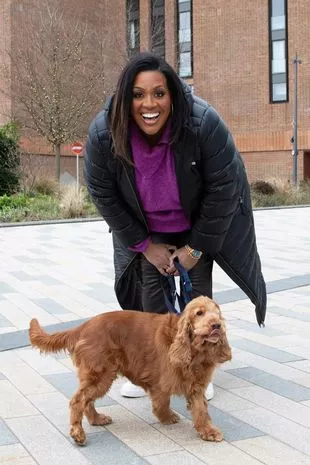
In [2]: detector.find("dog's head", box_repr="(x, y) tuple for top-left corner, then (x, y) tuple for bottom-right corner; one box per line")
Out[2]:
(168, 296), (231, 367)
(185, 296), (225, 344)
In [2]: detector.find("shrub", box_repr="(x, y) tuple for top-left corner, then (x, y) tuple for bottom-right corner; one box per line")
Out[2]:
(251, 180), (275, 195)
(32, 179), (59, 196)
(0, 193), (29, 209)
(0, 192), (60, 223)
(0, 123), (20, 195)
(251, 178), (310, 207)
(60, 185), (86, 218)
(0, 193), (30, 223)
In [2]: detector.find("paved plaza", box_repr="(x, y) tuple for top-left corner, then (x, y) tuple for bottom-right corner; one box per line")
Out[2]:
(0, 207), (310, 465)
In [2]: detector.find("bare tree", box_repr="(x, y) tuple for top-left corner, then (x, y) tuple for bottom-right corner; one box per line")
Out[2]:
(2, 0), (107, 181)
(19, 151), (51, 192)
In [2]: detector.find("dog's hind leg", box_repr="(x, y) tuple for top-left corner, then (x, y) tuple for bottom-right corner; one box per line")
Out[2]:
(69, 389), (88, 445)
(69, 368), (116, 445)
(84, 398), (113, 426)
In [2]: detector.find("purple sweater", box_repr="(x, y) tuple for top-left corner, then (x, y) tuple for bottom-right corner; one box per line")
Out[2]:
(129, 121), (190, 252)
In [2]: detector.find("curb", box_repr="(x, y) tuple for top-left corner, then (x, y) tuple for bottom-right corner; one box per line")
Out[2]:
(0, 216), (103, 228)
(253, 204), (310, 211)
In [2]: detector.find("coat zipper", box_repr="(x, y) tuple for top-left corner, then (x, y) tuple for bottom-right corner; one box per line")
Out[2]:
(239, 196), (245, 215)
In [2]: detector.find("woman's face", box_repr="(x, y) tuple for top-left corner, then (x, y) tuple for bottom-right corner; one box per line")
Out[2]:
(131, 70), (172, 138)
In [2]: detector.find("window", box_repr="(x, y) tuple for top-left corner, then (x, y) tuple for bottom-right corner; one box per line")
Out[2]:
(269, 0), (288, 102)
(177, 0), (192, 78)
(272, 40), (286, 73)
(151, 0), (165, 59)
(127, 0), (140, 58)
(129, 20), (139, 49)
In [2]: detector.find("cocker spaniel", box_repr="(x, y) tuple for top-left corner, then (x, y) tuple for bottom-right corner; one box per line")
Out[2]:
(29, 296), (231, 445)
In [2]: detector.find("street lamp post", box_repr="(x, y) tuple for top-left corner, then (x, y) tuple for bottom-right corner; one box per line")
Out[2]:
(292, 54), (302, 186)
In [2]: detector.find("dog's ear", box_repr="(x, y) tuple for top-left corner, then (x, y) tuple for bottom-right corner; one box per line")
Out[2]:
(215, 332), (232, 363)
(168, 314), (192, 367)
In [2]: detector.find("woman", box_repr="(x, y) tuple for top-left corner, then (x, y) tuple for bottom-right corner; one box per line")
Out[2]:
(84, 52), (266, 399)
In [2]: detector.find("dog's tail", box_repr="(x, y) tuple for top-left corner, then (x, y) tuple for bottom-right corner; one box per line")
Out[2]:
(29, 319), (82, 354)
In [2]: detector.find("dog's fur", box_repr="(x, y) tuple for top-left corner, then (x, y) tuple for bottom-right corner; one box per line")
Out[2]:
(29, 296), (231, 445)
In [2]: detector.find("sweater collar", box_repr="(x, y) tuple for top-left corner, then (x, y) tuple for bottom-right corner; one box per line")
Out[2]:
(130, 119), (171, 147)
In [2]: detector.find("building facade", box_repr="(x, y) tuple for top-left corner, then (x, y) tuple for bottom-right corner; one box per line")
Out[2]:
(1, 0), (309, 182)
(134, 0), (310, 182)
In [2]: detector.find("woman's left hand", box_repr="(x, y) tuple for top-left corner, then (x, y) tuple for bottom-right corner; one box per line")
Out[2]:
(165, 247), (199, 275)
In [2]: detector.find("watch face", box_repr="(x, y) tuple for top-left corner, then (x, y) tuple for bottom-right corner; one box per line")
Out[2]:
(192, 250), (201, 258)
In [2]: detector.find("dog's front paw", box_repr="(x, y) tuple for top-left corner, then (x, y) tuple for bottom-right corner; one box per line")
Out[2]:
(70, 425), (87, 445)
(199, 425), (223, 442)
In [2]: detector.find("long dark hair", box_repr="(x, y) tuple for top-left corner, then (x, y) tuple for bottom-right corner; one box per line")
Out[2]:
(110, 52), (190, 162)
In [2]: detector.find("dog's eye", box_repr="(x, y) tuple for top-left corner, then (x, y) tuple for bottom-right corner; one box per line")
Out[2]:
(196, 310), (203, 316)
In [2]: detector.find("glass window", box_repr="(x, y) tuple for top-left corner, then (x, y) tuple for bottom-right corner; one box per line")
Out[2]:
(272, 0), (285, 17)
(179, 11), (191, 29)
(272, 40), (286, 73)
(127, 0), (140, 57)
(269, 0), (287, 102)
(271, 15), (285, 30)
(129, 21), (138, 49)
(179, 52), (191, 77)
(271, 0), (285, 31)
(272, 83), (287, 101)
(177, 0), (192, 78)
(179, 12), (191, 42)
(151, 0), (165, 59)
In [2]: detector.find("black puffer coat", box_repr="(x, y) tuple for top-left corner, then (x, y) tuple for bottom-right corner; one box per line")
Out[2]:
(84, 89), (267, 326)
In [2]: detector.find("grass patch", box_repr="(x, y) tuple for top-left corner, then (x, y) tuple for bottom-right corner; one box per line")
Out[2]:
(251, 179), (310, 208)
(0, 186), (97, 223)
(0, 178), (309, 224)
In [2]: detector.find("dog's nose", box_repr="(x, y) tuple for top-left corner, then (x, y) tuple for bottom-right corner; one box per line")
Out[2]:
(211, 323), (221, 330)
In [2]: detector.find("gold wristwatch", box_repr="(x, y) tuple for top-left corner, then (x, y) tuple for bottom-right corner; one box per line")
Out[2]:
(185, 244), (203, 260)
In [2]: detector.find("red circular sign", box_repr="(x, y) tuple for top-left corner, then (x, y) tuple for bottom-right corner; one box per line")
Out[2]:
(71, 141), (83, 155)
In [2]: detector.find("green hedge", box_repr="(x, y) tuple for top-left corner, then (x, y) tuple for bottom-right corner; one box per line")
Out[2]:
(0, 123), (20, 195)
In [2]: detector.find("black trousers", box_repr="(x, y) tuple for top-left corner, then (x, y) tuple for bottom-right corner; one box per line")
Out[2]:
(140, 232), (213, 314)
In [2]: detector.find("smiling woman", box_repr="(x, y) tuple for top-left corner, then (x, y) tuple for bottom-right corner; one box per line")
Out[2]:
(84, 52), (266, 400)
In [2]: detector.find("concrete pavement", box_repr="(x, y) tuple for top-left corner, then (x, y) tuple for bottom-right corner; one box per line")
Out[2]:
(0, 207), (310, 465)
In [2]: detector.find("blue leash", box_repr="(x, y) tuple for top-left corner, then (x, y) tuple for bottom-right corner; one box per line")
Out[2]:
(162, 257), (193, 315)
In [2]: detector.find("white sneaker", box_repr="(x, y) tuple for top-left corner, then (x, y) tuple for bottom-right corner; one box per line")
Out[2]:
(121, 380), (214, 399)
(205, 382), (214, 401)
(120, 380), (147, 398)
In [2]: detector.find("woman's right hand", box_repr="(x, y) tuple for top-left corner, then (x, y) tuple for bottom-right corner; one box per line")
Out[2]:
(143, 242), (176, 275)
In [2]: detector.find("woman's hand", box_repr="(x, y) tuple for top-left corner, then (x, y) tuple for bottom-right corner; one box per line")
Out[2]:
(166, 247), (199, 275)
(143, 243), (176, 275)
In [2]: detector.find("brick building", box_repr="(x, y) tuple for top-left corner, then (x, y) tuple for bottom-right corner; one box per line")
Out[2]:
(1, 0), (309, 182)
(136, 0), (310, 182)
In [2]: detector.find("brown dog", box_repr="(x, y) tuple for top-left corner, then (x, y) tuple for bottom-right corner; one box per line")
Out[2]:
(29, 296), (231, 445)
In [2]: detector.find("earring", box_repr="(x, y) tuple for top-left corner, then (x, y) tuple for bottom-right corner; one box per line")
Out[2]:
(171, 104), (174, 115)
